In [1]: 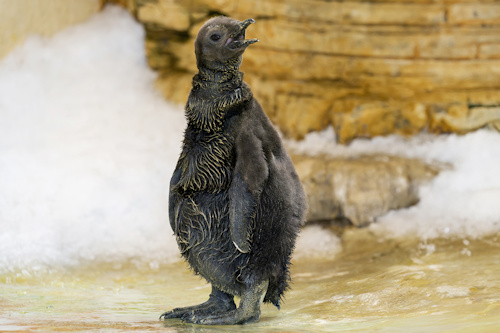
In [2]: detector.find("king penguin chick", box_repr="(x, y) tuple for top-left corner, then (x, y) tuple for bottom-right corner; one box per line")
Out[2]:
(160, 16), (307, 325)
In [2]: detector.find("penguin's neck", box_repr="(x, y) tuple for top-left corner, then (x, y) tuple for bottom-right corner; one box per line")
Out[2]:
(186, 66), (251, 133)
(196, 67), (243, 90)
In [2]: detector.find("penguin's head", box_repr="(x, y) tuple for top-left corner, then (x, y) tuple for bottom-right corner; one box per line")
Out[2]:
(195, 16), (259, 71)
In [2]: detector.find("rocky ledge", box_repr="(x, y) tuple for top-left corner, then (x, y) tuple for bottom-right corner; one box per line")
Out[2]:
(293, 154), (442, 227)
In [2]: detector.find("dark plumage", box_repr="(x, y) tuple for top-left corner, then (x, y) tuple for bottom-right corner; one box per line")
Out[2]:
(160, 16), (307, 325)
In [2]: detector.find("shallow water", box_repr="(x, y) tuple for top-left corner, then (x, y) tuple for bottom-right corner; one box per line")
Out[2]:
(2, 229), (499, 332)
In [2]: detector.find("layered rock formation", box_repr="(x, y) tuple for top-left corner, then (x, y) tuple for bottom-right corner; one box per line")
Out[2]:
(129, 0), (500, 143)
(1, 0), (102, 60)
(293, 154), (441, 226)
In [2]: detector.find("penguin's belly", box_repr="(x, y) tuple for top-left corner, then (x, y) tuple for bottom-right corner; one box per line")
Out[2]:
(175, 192), (247, 295)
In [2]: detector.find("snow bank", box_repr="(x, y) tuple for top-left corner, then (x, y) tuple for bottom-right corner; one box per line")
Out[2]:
(0, 6), (185, 273)
(294, 225), (342, 260)
(289, 127), (500, 240)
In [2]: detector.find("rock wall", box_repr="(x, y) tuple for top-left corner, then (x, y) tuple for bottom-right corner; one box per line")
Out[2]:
(129, 0), (500, 143)
(0, 0), (102, 60)
(293, 154), (441, 226)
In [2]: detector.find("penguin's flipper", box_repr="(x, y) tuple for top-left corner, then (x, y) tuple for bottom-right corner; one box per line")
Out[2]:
(229, 172), (255, 253)
(168, 167), (183, 233)
(229, 128), (269, 253)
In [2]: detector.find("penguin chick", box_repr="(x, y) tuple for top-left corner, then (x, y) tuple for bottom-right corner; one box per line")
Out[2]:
(160, 16), (307, 325)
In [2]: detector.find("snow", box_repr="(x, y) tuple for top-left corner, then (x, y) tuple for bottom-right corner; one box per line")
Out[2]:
(294, 225), (342, 260)
(1, 6), (499, 274)
(0, 6), (184, 274)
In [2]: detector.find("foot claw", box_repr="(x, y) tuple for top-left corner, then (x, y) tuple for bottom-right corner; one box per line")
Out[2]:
(159, 311), (174, 321)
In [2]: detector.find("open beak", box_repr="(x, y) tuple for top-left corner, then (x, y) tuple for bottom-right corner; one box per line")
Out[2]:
(226, 18), (259, 50)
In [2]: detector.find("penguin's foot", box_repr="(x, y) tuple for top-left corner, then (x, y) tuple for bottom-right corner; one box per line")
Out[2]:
(184, 279), (269, 325)
(160, 286), (235, 321)
(183, 307), (260, 325)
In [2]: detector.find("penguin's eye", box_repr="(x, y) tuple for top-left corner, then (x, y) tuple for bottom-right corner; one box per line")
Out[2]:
(210, 33), (221, 42)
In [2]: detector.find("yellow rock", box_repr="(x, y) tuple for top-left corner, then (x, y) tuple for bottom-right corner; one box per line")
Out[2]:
(492, 121), (500, 132)
(430, 105), (500, 134)
(192, 0), (236, 13)
(448, 3), (500, 25)
(274, 94), (330, 138)
(126, 0), (500, 142)
(479, 43), (500, 59)
(138, 0), (190, 31)
(106, 0), (136, 12)
(0, 0), (101, 60)
(154, 70), (192, 104)
(292, 154), (441, 226)
(234, 0), (445, 26)
(332, 102), (428, 143)
(340, 2), (444, 25)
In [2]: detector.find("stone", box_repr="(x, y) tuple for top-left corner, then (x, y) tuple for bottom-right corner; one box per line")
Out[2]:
(154, 70), (192, 104)
(248, 20), (418, 58)
(0, 0), (101, 60)
(479, 43), (500, 59)
(418, 35), (477, 60)
(138, 0), (190, 31)
(491, 121), (500, 132)
(234, 1), (445, 26)
(292, 154), (442, 227)
(430, 105), (500, 134)
(340, 2), (445, 25)
(107, 0), (136, 12)
(448, 3), (500, 25)
(120, 0), (500, 142)
(331, 102), (429, 143)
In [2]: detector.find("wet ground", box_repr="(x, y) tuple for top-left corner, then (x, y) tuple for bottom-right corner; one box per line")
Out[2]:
(1, 228), (499, 332)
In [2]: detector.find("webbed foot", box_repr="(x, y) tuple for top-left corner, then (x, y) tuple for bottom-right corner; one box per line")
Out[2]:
(160, 286), (235, 321)
(183, 307), (260, 325)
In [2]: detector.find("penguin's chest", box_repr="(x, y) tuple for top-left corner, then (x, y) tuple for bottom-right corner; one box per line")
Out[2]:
(176, 131), (235, 194)
(174, 131), (244, 277)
